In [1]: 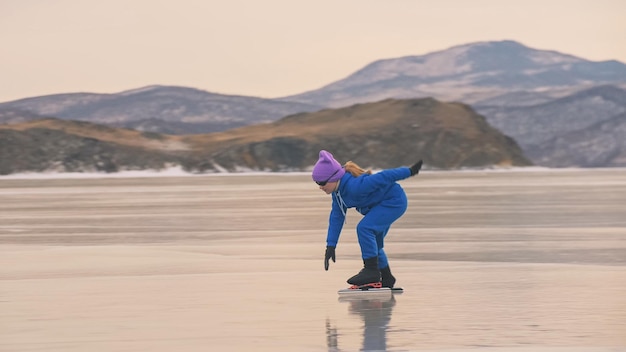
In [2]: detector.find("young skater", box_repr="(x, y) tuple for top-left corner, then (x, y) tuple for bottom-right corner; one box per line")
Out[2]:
(312, 150), (423, 288)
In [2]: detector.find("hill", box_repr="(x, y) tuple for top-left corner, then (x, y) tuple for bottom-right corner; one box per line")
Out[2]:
(183, 98), (531, 171)
(0, 119), (192, 174)
(0, 98), (531, 175)
(0, 86), (323, 134)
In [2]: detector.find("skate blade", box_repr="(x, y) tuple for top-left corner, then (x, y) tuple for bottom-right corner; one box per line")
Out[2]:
(337, 287), (392, 296)
(391, 287), (404, 294)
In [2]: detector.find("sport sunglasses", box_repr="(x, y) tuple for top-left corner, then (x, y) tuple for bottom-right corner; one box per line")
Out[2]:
(315, 169), (340, 186)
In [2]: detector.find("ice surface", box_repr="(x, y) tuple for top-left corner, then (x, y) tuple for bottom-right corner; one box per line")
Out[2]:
(1, 169), (625, 351)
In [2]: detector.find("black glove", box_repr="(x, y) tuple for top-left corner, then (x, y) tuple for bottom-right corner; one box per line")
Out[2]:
(409, 160), (423, 176)
(324, 246), (336, 271)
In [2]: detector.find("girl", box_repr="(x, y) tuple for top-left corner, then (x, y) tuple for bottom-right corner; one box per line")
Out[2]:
(312, 150), (422, 287)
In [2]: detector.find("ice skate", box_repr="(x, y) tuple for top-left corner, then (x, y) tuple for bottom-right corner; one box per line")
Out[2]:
(381, 266), (396, 288)
(346, 257), (381, 285)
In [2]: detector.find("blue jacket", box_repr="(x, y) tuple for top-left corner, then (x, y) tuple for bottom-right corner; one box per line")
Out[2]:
(326, 167), (411, 247)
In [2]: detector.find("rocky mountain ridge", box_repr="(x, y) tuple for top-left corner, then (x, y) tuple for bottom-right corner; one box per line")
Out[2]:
(525, 112), (626, 167)
(0, 98), (531, 175)
(475, 85), (626, 167)
(279, 40), (626, 108)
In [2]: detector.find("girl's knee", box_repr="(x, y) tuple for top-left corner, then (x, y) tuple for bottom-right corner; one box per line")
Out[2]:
(356, 221), (374, 235)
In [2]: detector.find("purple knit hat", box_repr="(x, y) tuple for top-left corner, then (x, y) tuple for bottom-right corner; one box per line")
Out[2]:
(312, 150), (345, 183)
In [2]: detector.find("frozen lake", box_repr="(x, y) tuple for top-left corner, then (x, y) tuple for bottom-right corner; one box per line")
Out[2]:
(1, 169), (625, 351)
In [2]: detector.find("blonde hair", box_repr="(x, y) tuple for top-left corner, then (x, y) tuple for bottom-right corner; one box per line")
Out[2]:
(344, 161), (372, 177)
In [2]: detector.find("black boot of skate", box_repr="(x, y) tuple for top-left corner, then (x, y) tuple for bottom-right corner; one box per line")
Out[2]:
(347, 257), (381, 286)
(380, 265), (396, 288)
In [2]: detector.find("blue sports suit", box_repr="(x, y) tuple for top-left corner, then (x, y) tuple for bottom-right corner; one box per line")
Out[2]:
(326, 167), (411, 269)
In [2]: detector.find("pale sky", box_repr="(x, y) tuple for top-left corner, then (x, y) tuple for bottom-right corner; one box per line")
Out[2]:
(1, 0), (625, 103)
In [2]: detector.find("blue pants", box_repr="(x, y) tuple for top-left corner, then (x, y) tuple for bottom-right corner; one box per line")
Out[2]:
(356, 188), (407, 269)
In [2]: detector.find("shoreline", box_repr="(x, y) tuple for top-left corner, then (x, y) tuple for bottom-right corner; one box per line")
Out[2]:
(2, 166), (625, 180)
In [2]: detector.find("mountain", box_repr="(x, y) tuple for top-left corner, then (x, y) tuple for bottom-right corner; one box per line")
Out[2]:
(2, 40), (625, 169)
(0, 98), (531, 175)
(476, 85), (626, 147)
(278, 40), (626, 108)
(474, 85), (626, 167)
(0, 85), (323, 134)
(3, 40), (625, 136)
(525, 113), (626, 168)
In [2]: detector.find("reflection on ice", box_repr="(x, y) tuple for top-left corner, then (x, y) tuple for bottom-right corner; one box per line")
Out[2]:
(327, 295), (397, 352)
